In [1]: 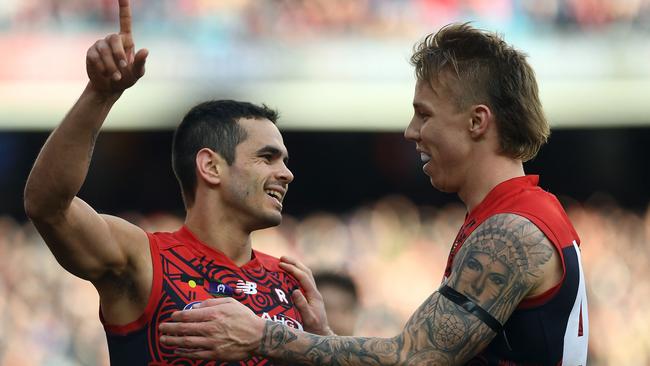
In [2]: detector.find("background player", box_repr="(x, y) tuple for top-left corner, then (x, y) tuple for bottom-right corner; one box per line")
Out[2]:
(159, 23), (589, 365)
(313, 271), (360, 336)
(23, 0), (329, 364)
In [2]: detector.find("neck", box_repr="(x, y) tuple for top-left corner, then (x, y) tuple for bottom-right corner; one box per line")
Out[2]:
(458, 155), (525, 212)
(184, 203), (253, 267)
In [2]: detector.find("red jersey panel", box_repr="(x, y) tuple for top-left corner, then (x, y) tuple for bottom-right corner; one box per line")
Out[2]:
(102, 226), (303, 365)
(444, 176), (588, 366)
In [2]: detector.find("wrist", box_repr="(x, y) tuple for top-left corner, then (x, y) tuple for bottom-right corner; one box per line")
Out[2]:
(323, 326), (335, 336)
(250, 318), (269, 354)
(84, 82), (123, 104)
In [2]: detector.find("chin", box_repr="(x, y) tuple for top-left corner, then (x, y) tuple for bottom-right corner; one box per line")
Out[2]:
(429, 177), (454, 194)
(253, 213), (283, 230)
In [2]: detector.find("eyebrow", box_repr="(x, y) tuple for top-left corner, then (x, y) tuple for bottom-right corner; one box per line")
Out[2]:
(256, 145), (289, 164)
(412, 102), (431, 111)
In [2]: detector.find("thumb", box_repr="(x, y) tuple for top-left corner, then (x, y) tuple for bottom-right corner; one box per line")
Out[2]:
(133, 48), (149, 78)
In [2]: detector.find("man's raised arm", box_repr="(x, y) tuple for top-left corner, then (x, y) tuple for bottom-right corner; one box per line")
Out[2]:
(23, 0), (149, 283)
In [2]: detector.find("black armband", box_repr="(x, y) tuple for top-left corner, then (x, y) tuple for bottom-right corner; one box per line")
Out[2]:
(438, 285), (503, 333)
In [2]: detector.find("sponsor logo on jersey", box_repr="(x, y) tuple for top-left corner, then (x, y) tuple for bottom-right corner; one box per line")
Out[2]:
(236, 280), (258, 295)
(208, 282), (234, 296)
(261, 312), (303, 331)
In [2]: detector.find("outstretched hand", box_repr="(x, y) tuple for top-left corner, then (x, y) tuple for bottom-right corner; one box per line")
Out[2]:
(280, 256), (334, 336)
(159, 297), (266, 361)
(86, 0), (148, 95)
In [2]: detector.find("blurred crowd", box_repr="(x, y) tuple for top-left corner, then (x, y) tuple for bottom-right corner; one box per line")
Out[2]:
(2, 0), (650, 37)
(1, 196), (649, 365)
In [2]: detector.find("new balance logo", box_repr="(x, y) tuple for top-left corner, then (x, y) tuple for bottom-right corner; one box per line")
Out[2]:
(236, 280), (258, 295)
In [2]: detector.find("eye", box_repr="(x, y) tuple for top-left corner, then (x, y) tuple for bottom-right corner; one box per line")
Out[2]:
(415, 110), (430, 120)
(466, 257), (482, 272)
(488, 274), (507, 287)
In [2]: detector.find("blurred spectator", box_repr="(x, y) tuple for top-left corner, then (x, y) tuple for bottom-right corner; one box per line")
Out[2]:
(2, 0), (649, 37)
(313, 271), (360, 336)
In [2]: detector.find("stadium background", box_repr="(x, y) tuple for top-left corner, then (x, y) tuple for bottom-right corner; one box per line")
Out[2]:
(1, 1), (650, 365)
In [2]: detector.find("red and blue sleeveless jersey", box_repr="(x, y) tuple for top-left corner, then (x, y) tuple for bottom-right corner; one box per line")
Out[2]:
(444, 176), (588, 366)
(102, 226), (304, 365)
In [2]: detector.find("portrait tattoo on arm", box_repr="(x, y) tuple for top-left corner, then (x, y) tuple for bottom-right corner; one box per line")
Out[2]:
(258, 213), (556, 365)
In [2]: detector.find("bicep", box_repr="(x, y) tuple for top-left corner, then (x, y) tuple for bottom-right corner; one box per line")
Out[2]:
(398, 213), (558, 364)
(31, 196), (147, 281)
(445, 214), (556, 323)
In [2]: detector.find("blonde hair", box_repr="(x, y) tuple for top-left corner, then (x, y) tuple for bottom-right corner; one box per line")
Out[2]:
(410, 23), (550, 162)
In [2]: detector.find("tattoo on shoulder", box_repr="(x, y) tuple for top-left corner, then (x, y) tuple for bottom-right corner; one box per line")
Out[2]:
(448, 213), (554, 322)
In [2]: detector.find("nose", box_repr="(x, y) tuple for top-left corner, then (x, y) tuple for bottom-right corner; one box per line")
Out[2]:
(404, 116), (420, 142)
(277, 162), (294, 184)
(471, 274), (486, 296)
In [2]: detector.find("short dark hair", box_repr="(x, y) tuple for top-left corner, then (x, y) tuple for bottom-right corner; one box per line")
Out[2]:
(410, 23), (549, 162)
(314, 271), (359, 304)
(172, 100), (279, 207)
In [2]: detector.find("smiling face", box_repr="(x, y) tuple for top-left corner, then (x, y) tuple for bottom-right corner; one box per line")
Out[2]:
(404, 76), (473, 193)
(219, 118), (294, 231)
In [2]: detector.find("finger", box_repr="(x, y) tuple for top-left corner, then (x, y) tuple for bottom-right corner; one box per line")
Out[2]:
(279, 261), (315, 287)
(280, 256), (313, 276)
(197, 296), (236, 309)
(168, 308), (216, 323)
(106, 34), (127, 69)
(279, 262), (320, 298)
(160, 334), (211, 349)
(96, 40), (121, 81)
(167, 297), (235, 322)
(86, 47), (106, 75)
(118, 0), (132, 35)
(291, 289), (315, 322)
(132, 48), (149, 78)
(159, 322), (203, 336)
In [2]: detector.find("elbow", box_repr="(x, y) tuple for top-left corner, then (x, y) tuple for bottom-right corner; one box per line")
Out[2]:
(23, 186), (42, 220)
(23, 184), (61, 221)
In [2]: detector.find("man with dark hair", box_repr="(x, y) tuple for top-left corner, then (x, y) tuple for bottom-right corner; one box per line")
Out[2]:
(23, 1), (329, 365)
(159, 23), (588, 365)
(313, 271), (360, 336)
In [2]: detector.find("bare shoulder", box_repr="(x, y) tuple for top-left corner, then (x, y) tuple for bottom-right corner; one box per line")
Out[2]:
(447, 213), (560, 323)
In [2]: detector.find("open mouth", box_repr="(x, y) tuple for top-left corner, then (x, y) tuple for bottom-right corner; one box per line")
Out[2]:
(265, 189), (284, 207)
(420, 152), (431, 163)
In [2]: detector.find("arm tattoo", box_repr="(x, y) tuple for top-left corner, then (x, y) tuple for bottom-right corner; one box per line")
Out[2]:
(258, 214), (555, 365)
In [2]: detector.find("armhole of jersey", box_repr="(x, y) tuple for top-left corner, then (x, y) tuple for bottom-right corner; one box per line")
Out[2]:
(102, 231), (163, 335)
(512, 212), (568, 309)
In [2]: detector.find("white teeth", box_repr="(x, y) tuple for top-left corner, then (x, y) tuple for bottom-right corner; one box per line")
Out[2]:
(420, 153), (431, 163)
(265, 189), (282, 201)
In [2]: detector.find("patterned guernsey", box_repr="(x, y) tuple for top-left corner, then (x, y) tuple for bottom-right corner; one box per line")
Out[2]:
(102, 226), (304, 365)
(444, 176), (588, 366)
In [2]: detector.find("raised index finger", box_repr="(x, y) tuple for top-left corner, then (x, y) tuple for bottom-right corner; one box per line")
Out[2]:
(118, 0), (132, 35)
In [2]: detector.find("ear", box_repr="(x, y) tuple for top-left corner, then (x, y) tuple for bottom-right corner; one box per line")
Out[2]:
(468, 104), (492, 139)
(195, 148), (224, 186)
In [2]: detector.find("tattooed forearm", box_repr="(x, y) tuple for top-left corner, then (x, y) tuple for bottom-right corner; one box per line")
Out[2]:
(260, 322), (401, 365)
(401, 292), (493, 365)
(256, 214), (557, 366)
